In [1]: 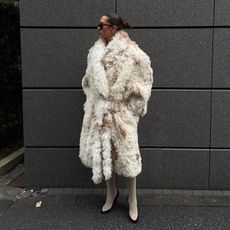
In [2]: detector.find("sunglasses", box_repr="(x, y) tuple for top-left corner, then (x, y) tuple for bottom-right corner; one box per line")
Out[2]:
(97, 22), (114, 30)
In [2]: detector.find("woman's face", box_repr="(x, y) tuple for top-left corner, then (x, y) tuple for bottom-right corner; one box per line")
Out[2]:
(97, 16), (118, 43)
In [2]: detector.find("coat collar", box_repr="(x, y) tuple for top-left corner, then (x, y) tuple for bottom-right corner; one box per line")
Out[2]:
(103, 30), (132, 57)
(88, 30), (135, 99)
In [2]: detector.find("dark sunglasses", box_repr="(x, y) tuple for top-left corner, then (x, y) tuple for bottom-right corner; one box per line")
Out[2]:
(97, 22), (114, 30)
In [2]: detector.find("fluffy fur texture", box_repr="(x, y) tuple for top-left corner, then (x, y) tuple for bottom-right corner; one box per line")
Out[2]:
(79, 30), (154, 184)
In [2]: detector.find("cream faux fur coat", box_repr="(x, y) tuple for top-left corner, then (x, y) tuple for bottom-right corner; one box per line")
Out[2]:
(79, 30), (154, 184)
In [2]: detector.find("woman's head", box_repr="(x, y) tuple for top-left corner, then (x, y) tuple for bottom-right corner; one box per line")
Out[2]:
(97, 13), (131, 43)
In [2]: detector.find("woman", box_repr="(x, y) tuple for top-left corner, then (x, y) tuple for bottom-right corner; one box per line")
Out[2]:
(79, 13), (154, 223)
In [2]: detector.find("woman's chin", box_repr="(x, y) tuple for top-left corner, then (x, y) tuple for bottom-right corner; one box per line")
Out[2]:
(99, 36), (107, 42)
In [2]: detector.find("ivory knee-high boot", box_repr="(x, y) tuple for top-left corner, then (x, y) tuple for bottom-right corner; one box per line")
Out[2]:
(101, 171), (119, 212)
(126, 177), (139, 222)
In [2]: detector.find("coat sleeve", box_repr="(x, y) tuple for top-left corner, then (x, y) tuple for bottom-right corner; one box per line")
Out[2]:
(81, 48), (93, 97)
(125, 50), (154, 117)
(81, 68), (90, 96)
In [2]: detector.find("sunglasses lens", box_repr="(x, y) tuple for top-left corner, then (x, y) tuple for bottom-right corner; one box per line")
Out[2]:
(97, 23), (102, 30)
(97, 22), (112, 30)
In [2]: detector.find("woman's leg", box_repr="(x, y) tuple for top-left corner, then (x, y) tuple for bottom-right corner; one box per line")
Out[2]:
(126, 176), (138, 219)
(101, 171), (118, 211)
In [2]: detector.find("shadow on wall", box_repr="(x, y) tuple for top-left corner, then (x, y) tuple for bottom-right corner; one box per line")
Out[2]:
(0, 1), (23, 160)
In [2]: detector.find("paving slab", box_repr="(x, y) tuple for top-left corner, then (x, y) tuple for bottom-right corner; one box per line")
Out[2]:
(1, 193), (230, 230)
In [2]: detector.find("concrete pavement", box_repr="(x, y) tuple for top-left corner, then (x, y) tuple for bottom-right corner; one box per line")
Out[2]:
(1, 163), (230, 229)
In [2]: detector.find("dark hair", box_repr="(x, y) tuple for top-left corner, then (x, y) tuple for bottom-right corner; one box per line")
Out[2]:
(103, 13), (131, 30)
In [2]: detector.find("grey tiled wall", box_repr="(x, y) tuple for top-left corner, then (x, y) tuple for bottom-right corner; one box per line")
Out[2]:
(20, 0), (230, 189)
